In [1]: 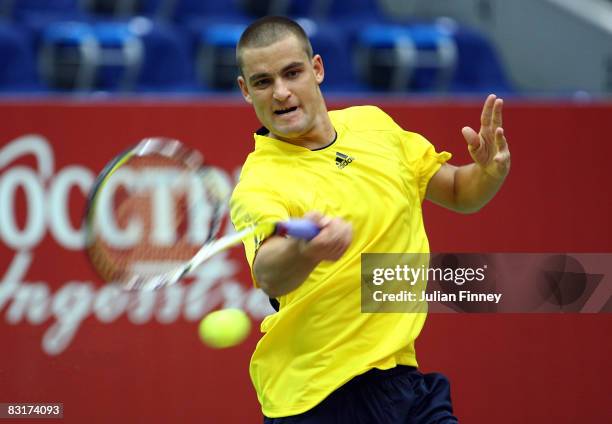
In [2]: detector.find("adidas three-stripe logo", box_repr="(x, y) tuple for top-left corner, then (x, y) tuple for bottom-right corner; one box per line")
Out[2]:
(335, 152), (354, 169)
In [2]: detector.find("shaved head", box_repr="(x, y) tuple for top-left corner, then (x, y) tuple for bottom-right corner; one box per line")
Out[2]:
(236, 16), (313, 75)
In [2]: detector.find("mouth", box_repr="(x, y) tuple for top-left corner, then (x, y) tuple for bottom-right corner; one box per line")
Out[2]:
(274, 106), (298, 115)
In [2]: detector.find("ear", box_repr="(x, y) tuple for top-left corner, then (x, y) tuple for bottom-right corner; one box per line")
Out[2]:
(312, 54), (325, 85)
(237, 76), (252, 104)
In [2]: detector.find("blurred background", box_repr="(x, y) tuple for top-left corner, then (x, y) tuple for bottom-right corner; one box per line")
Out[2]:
(1, 1), (611, 423)
(0, 0), (610, 96)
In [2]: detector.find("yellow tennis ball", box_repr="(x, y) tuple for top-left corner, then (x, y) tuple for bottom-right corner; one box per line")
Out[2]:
(198, 309), (252, 349)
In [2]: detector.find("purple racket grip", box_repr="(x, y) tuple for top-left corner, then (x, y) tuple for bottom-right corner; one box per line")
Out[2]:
(275, 219), (320, 240)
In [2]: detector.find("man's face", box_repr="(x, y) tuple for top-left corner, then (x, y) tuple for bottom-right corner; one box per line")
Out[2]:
(237, 35), (325, 140)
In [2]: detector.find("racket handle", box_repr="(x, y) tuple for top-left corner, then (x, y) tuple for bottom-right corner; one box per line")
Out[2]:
(275, 219), (320, 240)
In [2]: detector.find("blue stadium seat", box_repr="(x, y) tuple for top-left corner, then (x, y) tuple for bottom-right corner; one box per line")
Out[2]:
(448, 25), (513, 94)
(94, 21), (144, 90)
(168, 0), (250, 77)
(0, 22), (41, 91)
(289, 0), (385, 21)
(81, 0), (197, 20)
(39, 20), (144, 91)
(39, 18), (197, 92)
(196, 23), (244, 90)
(135, 19), (196, 91)
(137, 0), (173, 20)
(80, 0), (141, 18)
(298, 19), (363, 92)
(8, 0), (85, 28)
(9, 0), (81, 19)
(76, 0), (174, 20)
(171, 0), (247, 23)
(5, 0), (88, 55)
(355, 23), (457, 92)
(239, 0), (293, 17)
(352, 18), (513, 94)
(39, 22), (99, 90)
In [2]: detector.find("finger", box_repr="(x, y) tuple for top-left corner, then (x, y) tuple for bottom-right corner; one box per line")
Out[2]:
(461, 126), (481, 151)
(480, 94), (496, 128)
(493, 153), (511, 176)
(323, 225), (350, 250)
(494, 151), (510, 165)
(331, 240), (350, 259)
(313, 238), (343, 260)
(303, 211), (323, 220)
(303, 211), (331, 228)
(336, 234), (351, 253)
(328, 245), (344, 260)
(316, 222), (343, 244)
(492, 98), (503, 129)
(495, 127), (508, 152)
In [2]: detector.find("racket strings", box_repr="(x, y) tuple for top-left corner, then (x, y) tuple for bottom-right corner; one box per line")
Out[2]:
(87, 147), (228, 288)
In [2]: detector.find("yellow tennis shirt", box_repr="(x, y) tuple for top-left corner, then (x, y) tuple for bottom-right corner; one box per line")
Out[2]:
(230, 106), (451, 418)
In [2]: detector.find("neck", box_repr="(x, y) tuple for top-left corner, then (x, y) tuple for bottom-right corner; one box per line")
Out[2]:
(270, 109), (336, 150)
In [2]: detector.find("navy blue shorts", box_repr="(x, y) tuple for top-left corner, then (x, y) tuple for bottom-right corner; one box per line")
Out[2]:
(264, 366), (457, 424)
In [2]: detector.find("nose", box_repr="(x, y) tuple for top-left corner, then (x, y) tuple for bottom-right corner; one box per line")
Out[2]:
(272, 80), (291, 102)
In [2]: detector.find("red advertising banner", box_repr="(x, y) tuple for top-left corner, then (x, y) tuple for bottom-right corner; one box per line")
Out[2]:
(1, 99), (611, 423)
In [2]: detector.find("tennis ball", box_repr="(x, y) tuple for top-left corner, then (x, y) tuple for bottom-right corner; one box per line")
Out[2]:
(198, 308), (252, 349)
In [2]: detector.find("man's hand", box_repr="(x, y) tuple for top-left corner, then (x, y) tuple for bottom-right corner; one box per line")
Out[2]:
(299, 211), (352, 262)
(253, 212), (352, 297)
(426, 94), (511, 213)
(461, 94), (511, 179)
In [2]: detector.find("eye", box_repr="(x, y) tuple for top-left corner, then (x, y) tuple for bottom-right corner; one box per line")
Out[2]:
(253, 79), (271, 88)
(286, 70), (300, 78)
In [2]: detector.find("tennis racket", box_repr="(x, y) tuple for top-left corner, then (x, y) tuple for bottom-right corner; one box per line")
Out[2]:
(85, 137), (320, 290)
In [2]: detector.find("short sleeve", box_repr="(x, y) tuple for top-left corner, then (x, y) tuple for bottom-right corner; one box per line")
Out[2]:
(401, 132), (452, 202)
(229, 182), (289, 280)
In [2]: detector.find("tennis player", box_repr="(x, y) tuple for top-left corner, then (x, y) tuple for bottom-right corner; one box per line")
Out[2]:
(230, 16), (510, 423)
